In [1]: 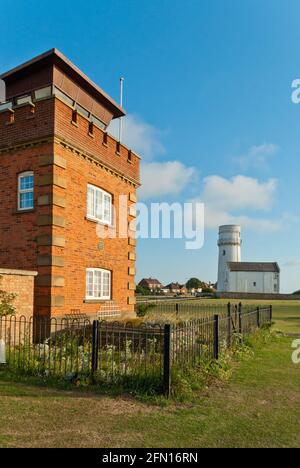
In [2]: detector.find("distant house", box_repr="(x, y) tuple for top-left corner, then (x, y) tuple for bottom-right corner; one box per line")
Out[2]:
(138, 278), (162, 292)
(188, 287), (202, 295)
(164, 282), (182, 294)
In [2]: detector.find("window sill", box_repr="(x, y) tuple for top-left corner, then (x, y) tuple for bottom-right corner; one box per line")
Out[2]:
(14, 209), (35, 214)
(84, 299), (111, 303)
(85, 216), (113, 228)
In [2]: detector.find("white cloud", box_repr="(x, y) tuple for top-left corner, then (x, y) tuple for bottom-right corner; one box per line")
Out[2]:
(190, 174), (282, 233)
(282, 212), (300, 224)
(109, 114), (195, 200)
(108, 114), (165, 160)
(203, 210), (282, 232)
(107, 114), (291, 233)
(283, 260), (300, 267)
(139, 161), (195, 200)
(202, 175), (277, 212)
(234, 143), (279, 170)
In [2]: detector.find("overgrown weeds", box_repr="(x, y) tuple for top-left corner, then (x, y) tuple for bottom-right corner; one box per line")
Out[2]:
(170, 326), (279, 402)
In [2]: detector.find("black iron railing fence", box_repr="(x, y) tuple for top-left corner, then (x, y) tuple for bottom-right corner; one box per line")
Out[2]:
(134, 300), (264, 321)
(135, 300), (228, 319)
(0, 303), (272, 395)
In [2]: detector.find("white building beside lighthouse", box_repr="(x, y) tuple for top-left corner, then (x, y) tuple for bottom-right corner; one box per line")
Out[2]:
(217, 225), (280, 294)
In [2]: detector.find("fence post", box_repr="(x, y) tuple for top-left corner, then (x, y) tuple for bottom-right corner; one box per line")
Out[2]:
(256, 306), (260, 328)
(175, 303), (179, 319)
(91, 320), (99, 381)
(163, 324), (172, 398)
(269, 305), (273, 323)
(213, 314), (219, 360)
(238, 307), (242, 339)
(227, 303), (231, 347)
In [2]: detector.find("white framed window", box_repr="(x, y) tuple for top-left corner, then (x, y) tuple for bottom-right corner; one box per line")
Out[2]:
(87, 184), (112, 225)
(86, 268), (111, 300)
(18, 171), (34, 210)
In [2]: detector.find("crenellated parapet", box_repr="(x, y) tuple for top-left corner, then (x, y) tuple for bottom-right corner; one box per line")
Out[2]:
(0, 95), (140, 186)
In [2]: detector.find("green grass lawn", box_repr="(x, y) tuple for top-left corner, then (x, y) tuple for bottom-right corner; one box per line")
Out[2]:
(271, 302), (300, 333)
(144, 298), (300, 334)
(0, 334), (299, 448)
(0, 299), (298, 448)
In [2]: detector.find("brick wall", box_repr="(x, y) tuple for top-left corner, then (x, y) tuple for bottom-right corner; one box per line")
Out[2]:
(47, 136), (137, 317)
(0, 100), (54, 149)
(0, 269), (37, 318)
(54, 97), (140, 183)
(0, 139), (54, 272)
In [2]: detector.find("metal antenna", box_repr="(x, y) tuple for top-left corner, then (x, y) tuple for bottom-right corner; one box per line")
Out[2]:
(0, 80), (6, 103)
(119, 77), (125, 142)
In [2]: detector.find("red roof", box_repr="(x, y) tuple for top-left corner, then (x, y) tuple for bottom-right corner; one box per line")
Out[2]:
(139, 278), (162, 286)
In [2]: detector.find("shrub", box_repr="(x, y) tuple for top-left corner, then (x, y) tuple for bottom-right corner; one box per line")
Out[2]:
(136, 285), (151, 296)
(136, 303), (157, 317)
(0, 290), (17, 317)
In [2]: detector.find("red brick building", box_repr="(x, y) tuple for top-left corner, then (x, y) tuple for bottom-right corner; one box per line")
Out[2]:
(138, 278), (162, 292)
(0, 49), (140, 319)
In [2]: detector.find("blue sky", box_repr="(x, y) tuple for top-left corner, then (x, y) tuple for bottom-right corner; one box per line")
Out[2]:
(1, 0), (300, 292)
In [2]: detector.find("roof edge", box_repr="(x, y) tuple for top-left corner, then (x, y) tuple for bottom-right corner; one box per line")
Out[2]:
(227, 261), (280, 273)
(0, 48), (125, 119)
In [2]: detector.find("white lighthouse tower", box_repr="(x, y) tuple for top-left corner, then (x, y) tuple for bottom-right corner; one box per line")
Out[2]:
(217, 225), (241, 292)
